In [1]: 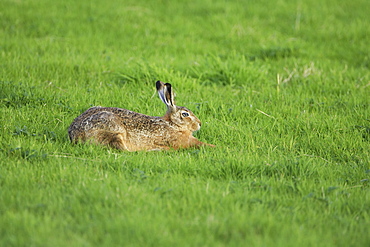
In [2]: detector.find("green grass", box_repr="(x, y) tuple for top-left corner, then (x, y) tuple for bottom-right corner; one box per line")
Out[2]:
(1, 0), (369, 246)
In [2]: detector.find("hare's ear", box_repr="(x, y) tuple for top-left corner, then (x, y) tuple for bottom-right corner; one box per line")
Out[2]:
(156, 81), (175, 107)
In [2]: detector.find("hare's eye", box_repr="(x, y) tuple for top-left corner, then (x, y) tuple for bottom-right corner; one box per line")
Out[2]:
(182, 112), (189, 117)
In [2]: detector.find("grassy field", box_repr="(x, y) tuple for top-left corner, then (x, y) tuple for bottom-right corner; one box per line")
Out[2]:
(1, 0), (369, 246)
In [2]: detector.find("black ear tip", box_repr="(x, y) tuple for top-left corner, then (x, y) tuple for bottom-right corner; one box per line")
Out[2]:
(156, 81), (162, 90)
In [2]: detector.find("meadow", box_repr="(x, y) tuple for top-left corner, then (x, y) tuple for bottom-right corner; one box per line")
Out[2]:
(1, 0), (369, 246)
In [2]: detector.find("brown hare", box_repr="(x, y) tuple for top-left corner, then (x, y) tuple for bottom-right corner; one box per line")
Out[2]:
(68, 81), (214, 151)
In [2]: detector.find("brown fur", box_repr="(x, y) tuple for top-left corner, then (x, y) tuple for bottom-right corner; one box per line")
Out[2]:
(68, 81), (214, 151)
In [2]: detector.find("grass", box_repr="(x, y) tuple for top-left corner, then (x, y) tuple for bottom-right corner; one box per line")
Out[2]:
(1, 0), (369, 246)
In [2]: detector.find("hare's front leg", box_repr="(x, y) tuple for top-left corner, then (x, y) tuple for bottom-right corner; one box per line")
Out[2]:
(171, 135), (215, 149)
(188, 136), (215, 148)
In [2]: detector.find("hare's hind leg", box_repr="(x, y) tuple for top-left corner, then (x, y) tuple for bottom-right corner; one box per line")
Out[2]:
(89, 129), (130, 151)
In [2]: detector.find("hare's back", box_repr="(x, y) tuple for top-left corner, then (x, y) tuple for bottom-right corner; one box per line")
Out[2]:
(68, 107), (133, 139)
